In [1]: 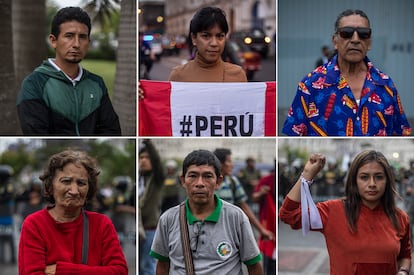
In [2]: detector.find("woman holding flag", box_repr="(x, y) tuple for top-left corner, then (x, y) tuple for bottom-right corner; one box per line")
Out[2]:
(279, 151), (411, 275)
(139, 7), (276, 137)
(138, 6), (246, 99)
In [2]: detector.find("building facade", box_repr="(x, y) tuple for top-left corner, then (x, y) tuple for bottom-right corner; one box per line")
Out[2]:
(164, 0), (276, 39)
(278, 0), (414, 133)
(138, 0), (165, 33)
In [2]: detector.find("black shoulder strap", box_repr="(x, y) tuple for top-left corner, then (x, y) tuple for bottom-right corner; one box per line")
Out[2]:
(179, 203), (195, 275)
(82, 210), (89, 265)
(228, 176), (236, 200)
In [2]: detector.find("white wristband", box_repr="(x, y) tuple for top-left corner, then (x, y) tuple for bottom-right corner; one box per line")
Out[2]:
(300, 174), (313, 186)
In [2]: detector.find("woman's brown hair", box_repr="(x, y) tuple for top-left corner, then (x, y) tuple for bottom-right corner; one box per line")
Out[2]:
(344, 150), (401, 233)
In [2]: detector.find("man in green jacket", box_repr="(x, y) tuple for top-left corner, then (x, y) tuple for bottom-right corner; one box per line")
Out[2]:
(17, 7), (121, 136)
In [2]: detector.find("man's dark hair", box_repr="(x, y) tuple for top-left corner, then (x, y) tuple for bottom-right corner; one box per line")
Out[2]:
(334, 9), (370, 32)
(138, 140), (165, 184)
(213, 148), (231, 164)
(189, 7), (229, 36)
(51, 7), (92, 38)
(182, 150), (221, 178)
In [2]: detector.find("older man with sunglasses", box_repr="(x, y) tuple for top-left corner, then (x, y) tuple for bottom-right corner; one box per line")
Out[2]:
(282, 9), (411, 136)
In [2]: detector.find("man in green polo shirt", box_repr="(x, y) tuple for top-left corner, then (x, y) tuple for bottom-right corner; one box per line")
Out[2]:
(150, 149), (263, 275)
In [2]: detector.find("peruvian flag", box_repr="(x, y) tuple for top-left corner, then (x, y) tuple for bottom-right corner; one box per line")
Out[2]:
(139, 80), (276, 136)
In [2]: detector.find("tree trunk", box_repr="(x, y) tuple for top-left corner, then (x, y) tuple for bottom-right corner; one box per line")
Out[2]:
(113, 0), (137, 136)
(12, 0), (47, 86)
(0, 0), (19, 135)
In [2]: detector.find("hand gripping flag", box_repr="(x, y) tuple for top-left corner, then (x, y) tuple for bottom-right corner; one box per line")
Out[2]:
(139, 80), (276, 136)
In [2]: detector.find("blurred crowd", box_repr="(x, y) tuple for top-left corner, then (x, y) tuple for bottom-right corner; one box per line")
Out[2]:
(138, 140), (276, 275)
(0, 169), (136, 264)
(279, 158), (346, 202)
(279, 156), (414, 225)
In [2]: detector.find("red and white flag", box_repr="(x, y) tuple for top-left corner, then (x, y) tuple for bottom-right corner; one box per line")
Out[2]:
(139, 80), (276, 136)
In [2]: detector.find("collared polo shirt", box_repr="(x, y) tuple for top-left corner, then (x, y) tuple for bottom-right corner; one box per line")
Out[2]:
(150, 194), (262, 275)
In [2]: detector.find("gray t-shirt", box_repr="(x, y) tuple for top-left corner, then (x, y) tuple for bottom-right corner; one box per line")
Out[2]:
(150, 195), (261, 275)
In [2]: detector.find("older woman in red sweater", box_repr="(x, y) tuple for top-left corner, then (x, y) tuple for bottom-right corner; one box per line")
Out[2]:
(279, 150), (411, 275)
(18, 150), (128, 275)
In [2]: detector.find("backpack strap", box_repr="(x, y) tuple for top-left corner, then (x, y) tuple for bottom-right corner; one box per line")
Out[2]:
(81, 210), (89, 264)
(228, 176), (237, 202)
(179, 203), (195, 275)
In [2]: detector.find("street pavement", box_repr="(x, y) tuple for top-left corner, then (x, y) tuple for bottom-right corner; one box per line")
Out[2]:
(278, 221), (329, 275)
(0, 214), (136, 275)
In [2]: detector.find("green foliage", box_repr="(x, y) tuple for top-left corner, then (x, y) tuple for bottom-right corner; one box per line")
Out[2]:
(47, 41), (117, 61)
(0, 142), (36, 176)
(81, 59), (116, 97)
(82, 0), (120, 34)
(40, 56), (116, 97)
(46, 0), (59, 34)
(46, 0), (120, 62)
(81, 0), (120, 59)
(282, 144), (309, 165)
(86, 39), (117, 60)
(0, 139), (135, 188)
(97, 9), (120, 36)
(88, 140), (136, 185)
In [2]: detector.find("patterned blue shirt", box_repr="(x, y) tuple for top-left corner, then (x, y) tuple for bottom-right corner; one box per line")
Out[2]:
(282, 54), (411, 136)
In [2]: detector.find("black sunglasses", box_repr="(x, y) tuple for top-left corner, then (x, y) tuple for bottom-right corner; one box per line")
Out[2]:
(336, 27), (372, 39)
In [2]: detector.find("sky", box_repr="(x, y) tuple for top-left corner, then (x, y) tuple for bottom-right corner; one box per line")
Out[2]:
(51, 0), (82, 8)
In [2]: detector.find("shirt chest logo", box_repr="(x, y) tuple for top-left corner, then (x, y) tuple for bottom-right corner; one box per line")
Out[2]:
(216, 241), (232, 259)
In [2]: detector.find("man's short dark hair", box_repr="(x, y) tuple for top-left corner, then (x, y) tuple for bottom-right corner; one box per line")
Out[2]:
(51, 7), (92, 38)
(334, 9), (370, 32)
(213, 148), (231, 164)
(182, 150), (221, 178)
(189, 7), (229, 36)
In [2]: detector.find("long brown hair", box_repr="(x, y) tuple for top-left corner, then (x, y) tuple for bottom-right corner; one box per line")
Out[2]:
(344, 150), (401, 233)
